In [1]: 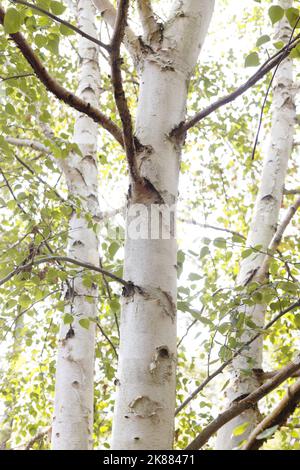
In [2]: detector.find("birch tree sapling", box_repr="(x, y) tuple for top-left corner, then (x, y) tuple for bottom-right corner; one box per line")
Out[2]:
(51, 0), (101, 450)
(216, 0), (297, 449)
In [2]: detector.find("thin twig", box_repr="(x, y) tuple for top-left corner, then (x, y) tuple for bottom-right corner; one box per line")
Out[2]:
(97, 322), (118, 358)
(175, 299), (300, 416)
(251, 16), (300, 160)
(12, 0), (110, 51)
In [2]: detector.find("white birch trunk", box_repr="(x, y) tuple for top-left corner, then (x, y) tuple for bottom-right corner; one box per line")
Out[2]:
(51, 0), (101, 450)
(111, 0), (215, 450)
(216, 0), (296, 449)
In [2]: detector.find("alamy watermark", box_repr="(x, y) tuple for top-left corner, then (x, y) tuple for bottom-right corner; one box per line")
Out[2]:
(106, 204), (177, 241)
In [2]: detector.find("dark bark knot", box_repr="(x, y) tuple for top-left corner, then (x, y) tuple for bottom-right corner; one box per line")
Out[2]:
(149, 346), (174, 383)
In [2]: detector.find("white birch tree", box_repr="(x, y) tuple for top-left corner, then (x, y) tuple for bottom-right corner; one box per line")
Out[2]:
(216, 0), (297, 449)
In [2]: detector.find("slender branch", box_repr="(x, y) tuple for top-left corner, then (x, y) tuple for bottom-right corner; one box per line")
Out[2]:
(0, 72), (33, 81)
(0, 255), (132, 290)
(110, 0), (141, 182)
(243, 378), (300, 450)
(0, 5), (124, 146)
(284, 187), (300, 195)
(0, 167), (26, 214)
(175, 299), (300, 415)
(25, 427), (51, 450)
(97, 322), (118, 358)
(253, 368), (300, 385)
(257, 196), (300, 281)
(186, 355), (300, 450)
(4, 136), (51, 154)
(251, 16), (299, 161)
(137, 0), (159, 39)
(171, 33), (300, 138)
(13, 153), (67, 204)
(12, 0), (110, 51)
(179, 218), (245, 239)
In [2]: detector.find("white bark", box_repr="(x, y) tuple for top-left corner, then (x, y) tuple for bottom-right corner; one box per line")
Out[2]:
(111, 0), (215, 450)
(51, 0), (101, 450)
(216, 0), (296, 449)
(4, 137), (51, 154)
(92, 0), (141, 60)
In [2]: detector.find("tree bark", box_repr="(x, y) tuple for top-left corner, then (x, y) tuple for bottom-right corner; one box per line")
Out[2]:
(216, 0), (296, 449)
(51, 0), (101, 450)
(111, 0), (215, 450)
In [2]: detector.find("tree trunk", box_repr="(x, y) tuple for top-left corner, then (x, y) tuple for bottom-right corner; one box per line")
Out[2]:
(216, 0), (296, 449)
(51, 0), (101, 450)
(111, 0), (215, 450)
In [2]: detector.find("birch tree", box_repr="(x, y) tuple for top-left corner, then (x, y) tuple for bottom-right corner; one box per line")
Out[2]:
(216, 0), (297, 449)
(51, 0), (101, 450)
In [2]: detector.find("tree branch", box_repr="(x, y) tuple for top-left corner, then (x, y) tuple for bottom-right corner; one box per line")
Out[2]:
(137, 0), (159, 39)
(12, 0), (110, 51)
(284, 187), (300, 195)
(25, 427), (51, 450)
(171, 33), (300, 139)
(175, 299), (300, 415)
(92, 0), (141, 60)
(4, 136), (51, 154)
(0, 5), (124, 146)
(243, 378), (300, 450)
(179, 218), (245, 239)
(0, 255), (133, 291)
(186, 355), (300, 450)
(110, 0), (141, 183)
(97, 322), (118, 358)
(257, 196), (300, 281)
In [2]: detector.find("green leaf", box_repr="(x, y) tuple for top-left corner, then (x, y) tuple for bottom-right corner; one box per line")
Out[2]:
(274, 40), (284, 50)
(256, 425), (279, 440)
(293, 314), (300, 328)
(256, 35), (270, 47)
(79, 318), (90, 329)
(59, 23), (75, 36)
(63, 313), (74, 324)
(189, 272), (202, 281)
(245, 52), (260, 68)
(200, 246), (210, 259)
(290, 43), (300, 59)
(213, 237), (227, 248)
(241, 248), (253, 258)
(268, 5), (284, 25)
(232, 421), (250, 437)
(285, 7), (300, 28)
(19, 294), (31, 309)
(50, 1), (66, 15)
(4, 8), (22, 34)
